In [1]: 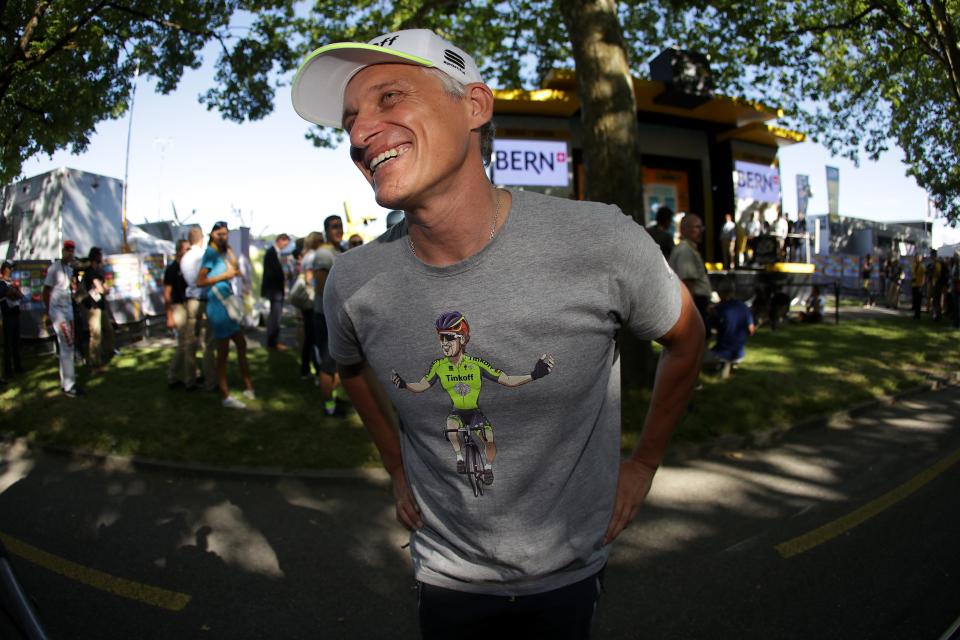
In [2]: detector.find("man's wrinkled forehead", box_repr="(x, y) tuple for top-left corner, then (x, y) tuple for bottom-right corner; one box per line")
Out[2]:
(342, 63), (441, 124)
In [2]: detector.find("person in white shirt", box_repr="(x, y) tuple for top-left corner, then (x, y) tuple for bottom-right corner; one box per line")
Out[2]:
(744, 212), (763, 265)
(719, 213), (737, 270)
(179, 227), (216, 390)
(772, 211), (789, 260)
(42, 240), (82, 396)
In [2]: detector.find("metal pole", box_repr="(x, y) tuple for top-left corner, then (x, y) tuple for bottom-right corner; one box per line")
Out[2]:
(835, 281), (840, 324)
(121, 61), (140, 253)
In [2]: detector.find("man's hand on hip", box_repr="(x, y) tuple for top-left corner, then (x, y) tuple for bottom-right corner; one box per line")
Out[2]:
(603, 459), (657, 546)
(391, 467), (423, 531)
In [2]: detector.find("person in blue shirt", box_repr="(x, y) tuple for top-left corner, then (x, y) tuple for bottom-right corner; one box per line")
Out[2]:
(196, 221), (255, 409)
(704, 277), (755, 373)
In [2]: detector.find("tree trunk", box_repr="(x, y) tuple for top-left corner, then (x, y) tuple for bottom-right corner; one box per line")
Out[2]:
(555, 0), (645, 224)
(556, 0), (655, 388)
(928, 0), (960, 111)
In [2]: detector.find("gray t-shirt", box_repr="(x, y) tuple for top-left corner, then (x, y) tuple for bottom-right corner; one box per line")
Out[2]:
(324, 189), (681, 596)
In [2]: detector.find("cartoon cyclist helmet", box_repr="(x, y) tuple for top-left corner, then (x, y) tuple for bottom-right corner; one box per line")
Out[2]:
(435, 311), (470, 348)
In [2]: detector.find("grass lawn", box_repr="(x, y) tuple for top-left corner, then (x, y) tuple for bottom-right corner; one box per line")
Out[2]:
(2, 314), (957, 469)
(621, 314), (960, 453)
(0, 345), (380, 470)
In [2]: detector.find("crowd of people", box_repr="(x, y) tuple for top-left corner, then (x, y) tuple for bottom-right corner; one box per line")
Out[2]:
(652, 210), (756, 375)
(1, 240), (122, 395)
(0, 207), (373, 404)
(648, 205), (809, 272)
(158, 216), (371, 410)
(862, 249), (960, 326)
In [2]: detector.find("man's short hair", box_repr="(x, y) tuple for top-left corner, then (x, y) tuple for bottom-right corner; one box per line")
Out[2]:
(423, 67), (496, 166)
(655, 206), (673, 228)
(188, 227), (204, 244)
(177, 239), (190, 252)
(324, 215), (342, 234)
(88, 247), (102, 262)
(276, 233), (291, 243)
(716, 276), (736, 298)
(1, 260), (12, 272)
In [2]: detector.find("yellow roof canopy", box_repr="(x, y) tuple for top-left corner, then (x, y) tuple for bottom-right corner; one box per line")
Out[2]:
(493, 69), (802, 143)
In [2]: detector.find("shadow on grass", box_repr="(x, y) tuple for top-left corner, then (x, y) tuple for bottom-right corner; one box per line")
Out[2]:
(4, 315), (958, 469)
(1, 345), (379, 470)
(621, 316), (960, 448)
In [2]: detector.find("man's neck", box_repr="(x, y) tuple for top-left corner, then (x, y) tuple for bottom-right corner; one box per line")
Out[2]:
(404, 177), (511, 267)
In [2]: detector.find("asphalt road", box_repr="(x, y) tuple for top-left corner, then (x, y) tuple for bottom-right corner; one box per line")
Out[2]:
(1, 384), (958, 639)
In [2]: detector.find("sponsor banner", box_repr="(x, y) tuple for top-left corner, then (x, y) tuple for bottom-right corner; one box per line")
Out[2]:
(104, 253), (143, 324)
(492, 139), (570, 187)
(796, 174), (811, 216)
(734, 161), (781, 203)
(141, 254), (167, 317)
(10, 260), (53, 338)
(826, 166), (840, 221)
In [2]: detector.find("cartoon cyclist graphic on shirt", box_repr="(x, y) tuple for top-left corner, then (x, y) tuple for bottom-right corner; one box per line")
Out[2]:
(392, 311), (555, 486)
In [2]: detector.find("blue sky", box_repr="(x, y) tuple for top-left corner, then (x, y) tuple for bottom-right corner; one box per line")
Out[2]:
(20, 47), (960, 248)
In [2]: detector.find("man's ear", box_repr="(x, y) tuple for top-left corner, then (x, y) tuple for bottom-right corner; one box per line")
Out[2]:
(466, 83), (494, 129)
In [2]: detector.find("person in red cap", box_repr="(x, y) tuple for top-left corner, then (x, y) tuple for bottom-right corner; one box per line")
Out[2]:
(43, 240), (82, 396)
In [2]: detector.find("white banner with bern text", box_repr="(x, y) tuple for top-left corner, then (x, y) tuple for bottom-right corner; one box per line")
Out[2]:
(734, 161), (781, 203)
(492, 139), (570, 187)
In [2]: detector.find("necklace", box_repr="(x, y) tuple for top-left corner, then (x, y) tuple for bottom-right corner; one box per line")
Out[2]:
(408, 188), (502, 257)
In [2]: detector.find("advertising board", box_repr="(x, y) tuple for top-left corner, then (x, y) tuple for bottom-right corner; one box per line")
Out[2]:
(492, 139), (570, 187)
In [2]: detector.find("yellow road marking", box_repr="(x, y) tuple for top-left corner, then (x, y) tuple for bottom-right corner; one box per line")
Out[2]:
(776, 448), (960, 559)
(0, 532), (191, 611)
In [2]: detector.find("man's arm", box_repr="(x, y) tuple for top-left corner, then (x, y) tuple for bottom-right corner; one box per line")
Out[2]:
(341, 361), (423, 531)
(163, 282), (175, 329)
(604, 284), (704, 545)
(42, 286), (51, 312)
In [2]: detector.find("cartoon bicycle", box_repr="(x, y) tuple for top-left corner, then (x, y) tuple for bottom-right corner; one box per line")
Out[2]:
(392, 311), (554, 492)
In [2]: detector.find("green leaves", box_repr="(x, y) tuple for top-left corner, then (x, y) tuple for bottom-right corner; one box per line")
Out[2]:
(4, 0), (959, 223)
(0, 0), (298, 185)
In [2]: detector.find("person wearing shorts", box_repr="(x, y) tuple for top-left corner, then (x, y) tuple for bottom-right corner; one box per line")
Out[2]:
(197, 221), (254, 409)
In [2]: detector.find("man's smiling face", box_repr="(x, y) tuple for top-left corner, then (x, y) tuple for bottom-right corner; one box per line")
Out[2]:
(342, 64), (474, 210)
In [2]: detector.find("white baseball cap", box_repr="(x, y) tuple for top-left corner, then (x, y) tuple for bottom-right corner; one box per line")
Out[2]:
(291, 29), (484, 129)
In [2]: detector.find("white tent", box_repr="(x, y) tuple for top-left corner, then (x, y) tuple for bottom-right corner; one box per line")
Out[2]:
(127, 225), (175, 255)
(2, 167), (124, 259)
(937, 242), (959, 257)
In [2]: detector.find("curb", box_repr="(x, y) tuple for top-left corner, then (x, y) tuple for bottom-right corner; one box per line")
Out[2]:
(3, 439), (391, 487)
(662, 375), (959, 466)
(5, 376), (958, 482)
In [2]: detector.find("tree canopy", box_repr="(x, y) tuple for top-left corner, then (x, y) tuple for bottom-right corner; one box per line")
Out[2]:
(0, 0), (301, 185)
(649, 0), (960, 223)
(5, 1), (959, 223)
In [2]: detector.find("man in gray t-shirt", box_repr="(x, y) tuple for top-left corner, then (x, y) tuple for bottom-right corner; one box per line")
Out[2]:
(292, 29), (704, 638)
